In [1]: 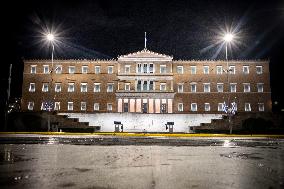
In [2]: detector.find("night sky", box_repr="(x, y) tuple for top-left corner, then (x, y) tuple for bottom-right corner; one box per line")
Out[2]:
(1, 0), (284, 112)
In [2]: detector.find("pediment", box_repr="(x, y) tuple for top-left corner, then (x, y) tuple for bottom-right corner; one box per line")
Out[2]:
(118, 49), (173, 62)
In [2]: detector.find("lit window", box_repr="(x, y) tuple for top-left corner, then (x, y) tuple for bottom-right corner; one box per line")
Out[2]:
(217, 66), (223, 74)
(191, 66), (196, 74)
(28, 102), (34, 110)
(81, 83), (88, 92)
(29, 83), (35, 92)
(125, 83), (130, 91)
(68, 66), (75, 74)
(230, 83), (237, 92)
(177, 66), (183, 74)
(81, 102), (87, 111)
(258, 103), (264, 111)
(191, 84), (197, 92)
(217, 83), (223, 92)
(256, 66), (263, 74)
(125, 65), (130, 73)
(160, 83), (166, 91)
(243, 66), (249, 74)
(178, 103), (183, 112)
(107, 83), (114, 92)
(108, 66), (113, 74)
(203, 66), (209, 74)
(43, 65), (49, 74)
(245, 103), (251, 111)
(203, 83), (210, 92)
(95, 66), (101, 74)
(55, 65), (62, 74)
(257, 83), (264, 92)
(191, 103), (197, 111)
(68, 83), (75, 92)
(204, 103), (210, 111)
(42, 83), (49, 92)
(82, 66), (88, 74)
(68, 102), (73, 111)
(30, 65), (36, 74)
(229, 66), (235, 74)
(218, 103), (224, 111)
(107, 103), (112, 111)
(94, 83), (100, 92)
(143, 64), (148, 73)
(243, 83), (250, 92)
(54, 102), (60, 111)
(137, 63), (142, 73)
(160, 65), (167, 74)
(178, 84), (183, 93)
(55, 83), (61, 92)
(94, 103), (100, 111)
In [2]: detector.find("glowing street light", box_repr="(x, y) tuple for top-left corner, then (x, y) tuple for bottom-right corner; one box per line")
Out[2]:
(223, 33), (234, 60)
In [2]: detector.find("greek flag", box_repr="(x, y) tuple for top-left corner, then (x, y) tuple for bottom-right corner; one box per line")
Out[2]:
(222, 101), (228, 113)
(231, 102), (237, 115)
(44, 101), (54, 112)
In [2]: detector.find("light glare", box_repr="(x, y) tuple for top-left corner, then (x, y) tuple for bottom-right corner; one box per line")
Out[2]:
(47, 33), (54, 41)
(224, 33), (234, 42)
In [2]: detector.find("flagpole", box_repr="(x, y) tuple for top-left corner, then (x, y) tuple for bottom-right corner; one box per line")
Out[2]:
(144, 32), (147, 49)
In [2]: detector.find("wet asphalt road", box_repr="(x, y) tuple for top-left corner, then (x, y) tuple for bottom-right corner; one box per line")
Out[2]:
(0, 135), (283, 189)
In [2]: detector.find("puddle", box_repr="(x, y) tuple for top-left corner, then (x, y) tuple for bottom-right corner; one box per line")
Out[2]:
(220, 152), (264, 160)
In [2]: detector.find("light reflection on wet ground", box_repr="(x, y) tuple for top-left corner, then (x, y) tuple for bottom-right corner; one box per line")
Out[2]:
(0, 136), (283, 189)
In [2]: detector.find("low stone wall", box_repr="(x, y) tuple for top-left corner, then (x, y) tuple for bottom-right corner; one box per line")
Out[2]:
(58, 113), (223, 132)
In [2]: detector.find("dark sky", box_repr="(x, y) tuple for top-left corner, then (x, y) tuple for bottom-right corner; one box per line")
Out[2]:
(1, 0), (284, 111)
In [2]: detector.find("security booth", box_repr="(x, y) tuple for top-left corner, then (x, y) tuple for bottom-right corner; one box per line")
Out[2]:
(165, 122), (174, 133)
(114, 121), (123, 132)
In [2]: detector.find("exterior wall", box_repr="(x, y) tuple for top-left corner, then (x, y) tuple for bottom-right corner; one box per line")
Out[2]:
(59, 113), (223, 132)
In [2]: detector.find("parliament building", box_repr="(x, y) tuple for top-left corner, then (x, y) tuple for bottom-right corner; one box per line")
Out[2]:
(21, 48), (272, 132)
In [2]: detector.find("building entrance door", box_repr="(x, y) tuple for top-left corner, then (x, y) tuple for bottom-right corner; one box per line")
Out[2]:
(142, 103), (148, 113)
(161, 104), (167, 113)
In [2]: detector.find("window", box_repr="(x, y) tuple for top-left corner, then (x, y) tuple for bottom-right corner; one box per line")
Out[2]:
(124, 102), (129, 112)
(30, 65), (36, 74)
(257, 83), (264, 92)
(191, 66), (196, 74)
(160, 65), (167, 74)
(137, 63), (142, 73)
(178, 84), (184, 93)
(203, 66), (209, 74)
(125, 83), (130, 91)
(95, 66), (101, 74)
(28, 102), (34, 110)
(68, 102), (73, 111)
(191, 103), (197, 111)
(143, 81), (148, 91)
(81, 102), (86, 111)
(43, 65), (49, 74)
(178, 103), (183, 112)
(82, 66), (88, 74)
(149, 81), (154, 90)
(143, 64), (148, 73)
(137, 80), (141, 91)
(125, 65), (130, 73)
(69, 66), (75, 74)
(245, 103), (251, 111)
(243, 66), (249, 74)
(94, 103), (100, 111)
(55, 65), (62, 74)
(204, 103), (210, 111)
(243, 83), (250, 92)
(229, 66), (235, 74)
(54, 102), (60, 111)
(258, 103), (264, 111)
(203, 83), (210, 93)
(40, 102), (45, 111)
(160, 83), (166, 91)
(217, 83), (223, 92)
(107, 83), (114, 92)
(107, 103), (112, 111)
(191, 84), (197, 92)
(55, 83), (61, 92)
(149, 63), (154, 73)
(108, 66), (113, 74)
(230, 83), (237, 92)
(161, 103), (167, 113)
(42, 83), (49, 92)
(94, 83), (100, 92)
(256, 66), (263, 74)
(29, 83), (35, 92)
(218, 103), (224, 111)
(217, 66), (222, 74)
(68, 83), (75, 92)
(177, 66), (183, 74)
(81, 83), (88, 92)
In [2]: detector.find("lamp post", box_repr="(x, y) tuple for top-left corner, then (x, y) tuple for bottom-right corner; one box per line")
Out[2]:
(223, 33), (236, 134)
(46, 33), (55, 132)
